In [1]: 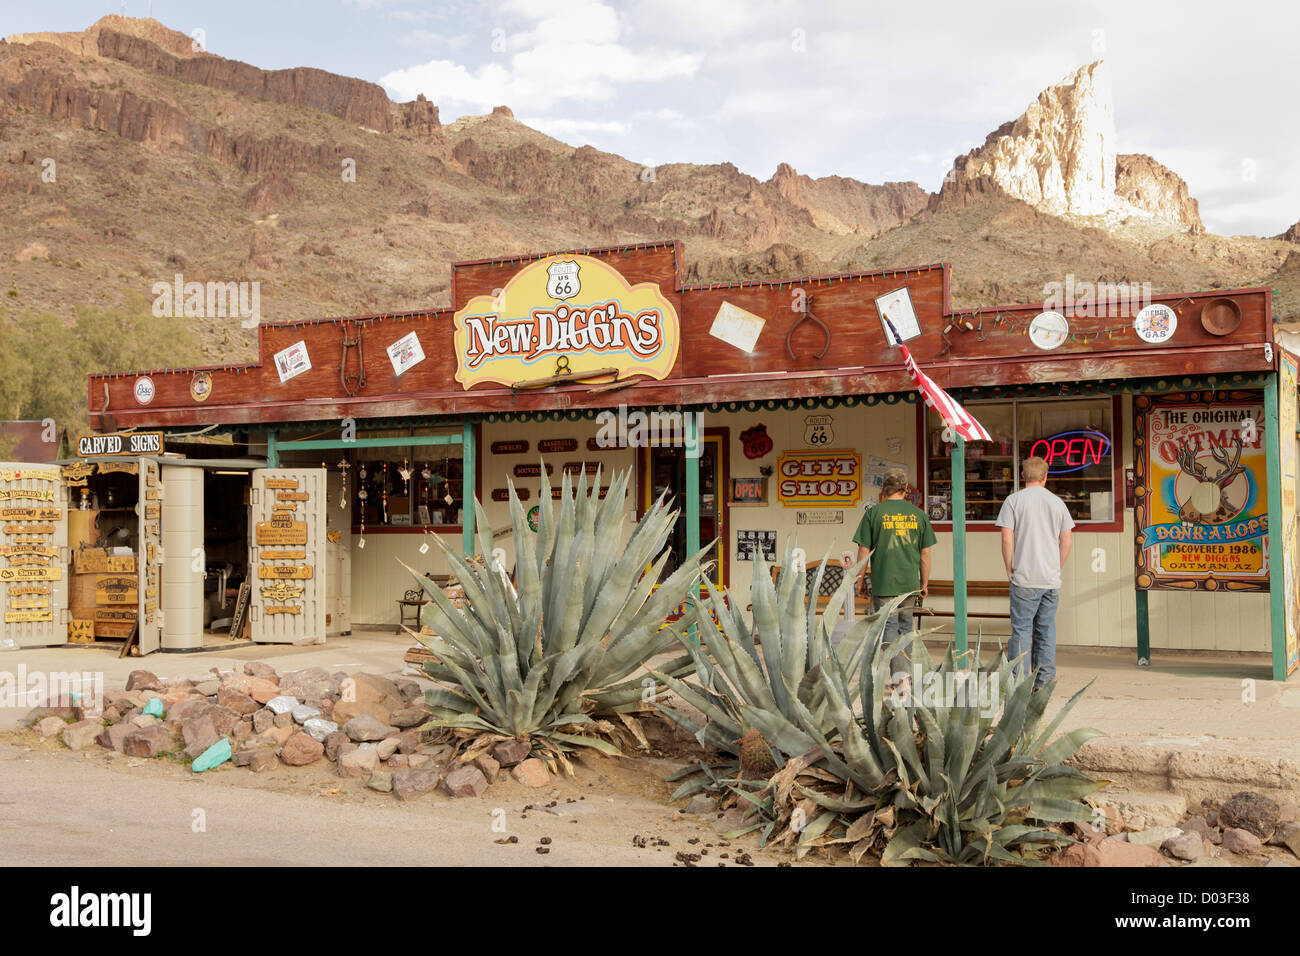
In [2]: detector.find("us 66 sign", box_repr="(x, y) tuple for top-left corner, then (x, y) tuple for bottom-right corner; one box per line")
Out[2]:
(804, 414), (834, 446)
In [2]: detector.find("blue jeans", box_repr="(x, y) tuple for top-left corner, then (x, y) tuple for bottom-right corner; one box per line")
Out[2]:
(872, 596), (913, 679)
(1008, 585), (1059, 688)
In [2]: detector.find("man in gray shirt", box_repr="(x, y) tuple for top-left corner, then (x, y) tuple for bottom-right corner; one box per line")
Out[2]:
(996, 456), (1074, 690)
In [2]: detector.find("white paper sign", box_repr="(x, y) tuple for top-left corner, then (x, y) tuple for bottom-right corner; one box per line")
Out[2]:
(386, 331), (426, 376)
(876, 288), (921, 346)
(274, 341), (312, 383)
(709, 301), (766, 353)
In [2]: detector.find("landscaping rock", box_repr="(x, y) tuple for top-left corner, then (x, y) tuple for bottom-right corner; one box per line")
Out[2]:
(217, 687), (259, 716)
(61, 719), (102, 751)
(101, 706), (122, 725)
(397, 729), (422, 754)
(1179, 815), (1221, 845)
(194, 678), (220, 697)
(1053, 836), (1162, 867)
(291, 704), (322, 724)
(684, 795), (720, 815)
(474, 754), (500, 784)
(376, 737), (400, 760)
(1090, 791), (1183, 830)
(387, 754), (409, 769)
(192, 738), (232, 772)
(1129, 826), (1183, 849)
(407, 753), (431, 769)
(493, 738), (531, 767)
(97, 723), (134, 752)
(389, 706), (430, 728)
(339, 748), (380, 778)
(233, 747), (265, 767)
(1221, 827), (1262, 855)
(343, 713), (393, 742)
(268, 724), (295, 746)
(271, 711), (293, 729)
(182, 715), (220, 759)
(166, 697), (209, 724)
(243, 661), (278, 679)
(252, 709), (274, 734)
(1218, 791), (1280, 841)
(393, 767), (440, 800)
(233, 719), (254, 740)
(303, 718), (338, 742)
(126, 670), (163, 692)
(130, 714), (162, 729)
(122, 725), (172, 758)
(317, 697), (335, 719)
(367, 770), (394, 793)
(511, 758), (550, 788)
(444, 765), (488, 797)
(34, 715), (66, 738)
(249, 749), (277, 773)
(279, 731), (324, 766)
(1162, 831), (1205, 861)
(324, 731), (349, 761)
(394, 678), (422, 701)
(265, 695), (298, 715)
(1267, 822), (1300, 858)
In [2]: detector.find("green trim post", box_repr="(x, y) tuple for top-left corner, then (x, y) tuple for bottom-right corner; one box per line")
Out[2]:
(1135, 588), (1150, 665)
(462, 421), (476, 557)
(1265, 375), (1287, 681)
(684, 410), (701, 647)
(953, 435), (968, 659)
(266, 429), (278, 468)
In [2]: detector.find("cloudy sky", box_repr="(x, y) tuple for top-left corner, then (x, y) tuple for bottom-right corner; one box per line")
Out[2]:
(13, 0), (1297, 235)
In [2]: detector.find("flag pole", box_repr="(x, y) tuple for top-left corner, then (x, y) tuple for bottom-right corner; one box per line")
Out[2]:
(953, 434), (969, 661)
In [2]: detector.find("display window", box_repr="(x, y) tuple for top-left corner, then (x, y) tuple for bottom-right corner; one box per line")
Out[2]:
(922, 396), (1120, 528)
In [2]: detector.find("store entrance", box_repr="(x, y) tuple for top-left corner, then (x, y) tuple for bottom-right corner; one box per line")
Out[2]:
(203, 470), (253, 640)
(640, 430), (727, 589)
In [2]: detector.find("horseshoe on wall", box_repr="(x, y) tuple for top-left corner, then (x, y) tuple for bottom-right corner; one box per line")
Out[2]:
(786, 295), (831, 361)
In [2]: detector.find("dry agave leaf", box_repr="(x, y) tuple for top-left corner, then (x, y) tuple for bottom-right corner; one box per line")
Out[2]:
(615, 712), (650, 751)
(845, 810), (877, 843)
(850, 837), (876, 865)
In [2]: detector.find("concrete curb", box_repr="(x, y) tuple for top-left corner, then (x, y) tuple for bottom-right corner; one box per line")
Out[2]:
(1070, 736), (1300, 806)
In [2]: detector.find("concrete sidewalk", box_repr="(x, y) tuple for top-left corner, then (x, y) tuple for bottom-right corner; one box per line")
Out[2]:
(3, 630), (1297, 800)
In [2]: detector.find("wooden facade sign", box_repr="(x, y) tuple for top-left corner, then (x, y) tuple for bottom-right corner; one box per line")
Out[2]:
(265, 478), (299, 490)
(259, 564), (314, 579)
(0, 489), (55, 502)
(276, 491), (310, 501)
(491, 441), (529, 455)
(776, 448), (863, 508)
(10, 598), (50, 610)
(491, 489), (511, 502)
(95, 576), (138, 605)
(562, 461), (601, 476)
(265, 604), (303, 615)
(0, 508), (61, 520)
(5, 610), (53, 623)
(0, 545), (58, 558)
(144, 504), (160, 520)
(62, 463), (94, 483)
(260, 549), (306, 560)
(9, 584), (51, 596)
(76, 430), (163, 457)
(540, 438), (579, 454)
(0, 468), (60, 483)
(4, 524), (55, 534)
(95, 608), (138, 623)
(273, 502), (298, 512)
(260, 580), (304, 601)
(255, 521), (308, 545)
(99, 462), (138, 475)
(513, 463), (553, 478)
(0, 566), (61, 581)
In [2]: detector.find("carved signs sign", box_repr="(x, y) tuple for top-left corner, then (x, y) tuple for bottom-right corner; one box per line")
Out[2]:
(75, 431), (163, 457)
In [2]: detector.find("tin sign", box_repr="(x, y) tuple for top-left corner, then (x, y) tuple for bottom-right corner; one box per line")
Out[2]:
(386, 331), (426, 376)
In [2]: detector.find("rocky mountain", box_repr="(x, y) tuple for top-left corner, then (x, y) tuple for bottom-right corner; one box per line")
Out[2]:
(0, 16), (1295, 379)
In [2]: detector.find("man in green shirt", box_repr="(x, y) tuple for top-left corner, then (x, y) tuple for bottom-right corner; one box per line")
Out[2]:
(853, 471), (936, 682)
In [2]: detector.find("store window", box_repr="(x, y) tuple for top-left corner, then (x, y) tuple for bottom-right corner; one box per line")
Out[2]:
(349, 428), (466, 531)
(924, 398), (1116, 524)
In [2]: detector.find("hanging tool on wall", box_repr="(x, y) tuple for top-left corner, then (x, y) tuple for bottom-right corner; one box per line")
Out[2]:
(511, 354), (619, 389)
(341, 321), (366, 396)
(786, 294), (831, 361)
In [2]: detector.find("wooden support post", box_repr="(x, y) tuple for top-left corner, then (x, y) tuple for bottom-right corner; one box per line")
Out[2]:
(1265, 376), (1287, 681)
(462, 421), (476, 557)
(953, 435), (968, 660)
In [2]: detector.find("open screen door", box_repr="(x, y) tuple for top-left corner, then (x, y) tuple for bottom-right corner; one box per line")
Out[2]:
(0, 463), (69, 647)
(136, 457), (162, 654)
(249, 467), (326, 644)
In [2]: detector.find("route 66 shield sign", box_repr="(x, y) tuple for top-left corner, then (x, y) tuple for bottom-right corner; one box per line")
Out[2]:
(546, 260), (581, 301)
(804, 414), (834, 446)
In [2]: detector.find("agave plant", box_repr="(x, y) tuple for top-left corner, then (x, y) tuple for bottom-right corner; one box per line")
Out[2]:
(649, 539), (912, 800)
(760, 626), (1104, 865)
(407, 463), (710, 773)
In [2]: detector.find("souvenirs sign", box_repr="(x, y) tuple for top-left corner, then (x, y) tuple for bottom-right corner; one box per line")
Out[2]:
(76, 431), (164, 457)
(453, 254), (680, 389)
(776, 449), (863, 508)
(259, 565), (314, 579)
(1134, 392), (1268, 590)
(514, 463), (553, 478)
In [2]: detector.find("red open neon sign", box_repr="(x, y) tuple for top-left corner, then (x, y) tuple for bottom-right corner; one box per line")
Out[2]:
(1027, 430), (1111, 474)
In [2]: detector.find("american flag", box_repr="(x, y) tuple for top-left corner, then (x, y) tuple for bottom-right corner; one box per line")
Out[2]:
(885, 319), (991, 443)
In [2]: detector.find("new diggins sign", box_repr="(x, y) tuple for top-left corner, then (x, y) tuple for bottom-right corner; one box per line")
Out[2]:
(1027, 430), (1110, 474)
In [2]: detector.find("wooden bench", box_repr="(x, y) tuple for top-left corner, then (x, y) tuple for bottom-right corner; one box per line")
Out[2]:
(914, 579), (1011, 624)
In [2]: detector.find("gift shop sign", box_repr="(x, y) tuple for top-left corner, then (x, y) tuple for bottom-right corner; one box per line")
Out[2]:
(776, 449), (862, 508)
(1134, 394), (1268, 589)
(452, 255), (679, 388)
